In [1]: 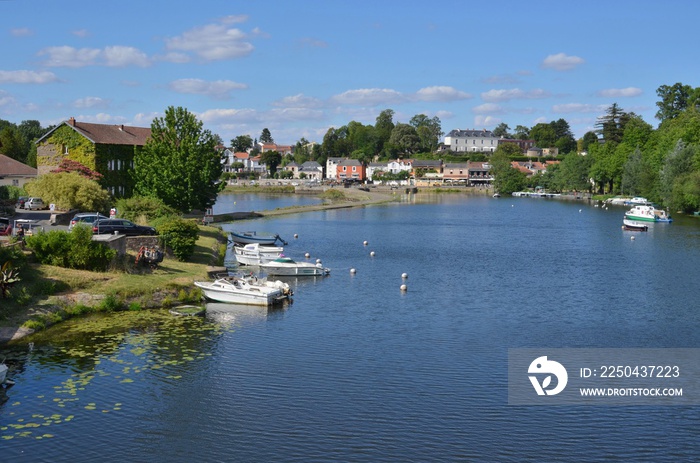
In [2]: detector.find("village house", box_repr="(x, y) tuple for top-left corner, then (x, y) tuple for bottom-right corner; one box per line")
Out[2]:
(0, 154), (37, 189)
(336, 159), (366, 182)
(443, 129), (499, 153)
(366, 162), (386, 181)
(443, 163), (470, 184)
(259, 143), (293, 157)
(297, 161), (323, 180)
(222, 149), (265, 174)
(511, 160), (560, 176)
(35, 117), (151, 197)
(325, 157), (347, 181)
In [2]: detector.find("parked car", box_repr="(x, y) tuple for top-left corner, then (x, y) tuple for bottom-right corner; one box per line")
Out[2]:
(69, 212), (109, 231)
(92, 219), (157, 236)
(15, 197), (28, 209)
(24, 197), (46, 210)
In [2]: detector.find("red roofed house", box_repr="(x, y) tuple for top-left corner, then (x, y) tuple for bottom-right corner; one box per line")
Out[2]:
(35, 117), (151, 197)
(0, 154), (37, 189)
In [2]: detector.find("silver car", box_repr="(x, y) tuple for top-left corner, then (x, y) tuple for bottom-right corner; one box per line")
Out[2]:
(69, 212), (109, 231)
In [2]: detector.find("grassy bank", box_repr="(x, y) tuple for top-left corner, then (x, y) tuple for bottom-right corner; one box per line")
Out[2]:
(0, 224), (227, 340)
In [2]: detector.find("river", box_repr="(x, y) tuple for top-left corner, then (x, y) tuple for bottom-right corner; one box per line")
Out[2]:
(1, 194), (699, 462)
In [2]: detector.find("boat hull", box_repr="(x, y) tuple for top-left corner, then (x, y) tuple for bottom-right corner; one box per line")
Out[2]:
(230, 231), (285, 245)
(233, 243), (284, 266)
(0, 363), (7, 385)
(624, 214), (656, 222)
(622, 218), (648, 231)
(261, 265), (329, 276)
(194, 278), (290, 306)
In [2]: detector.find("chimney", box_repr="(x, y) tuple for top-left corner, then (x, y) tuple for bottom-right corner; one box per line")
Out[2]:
(69, 117), (76, 126)
(119, 124), (124, 131)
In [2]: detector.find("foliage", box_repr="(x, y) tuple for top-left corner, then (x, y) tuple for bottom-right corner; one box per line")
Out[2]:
(114, 195), (179, 222)
(1, 260), (21, 299)
(260, 128), (274, 144)
(389, 123), (420, 155)
(25, 226), (117, 271)
(153, 216), (200, 261)
(24, 171), (111, 211)
(259, 150), (282, 176)
(231, 134), (253, 152)
(0, 125), (27, 163)
(409, 114), (443, 152)
(51, 158), (103, 181)
(41, 124), (96, 170)
(655, 83), (698, 122)
(134, 106), (224, 213)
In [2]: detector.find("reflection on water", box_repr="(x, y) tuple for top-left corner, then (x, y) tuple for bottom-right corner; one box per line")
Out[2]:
(204, 302), (288, 326)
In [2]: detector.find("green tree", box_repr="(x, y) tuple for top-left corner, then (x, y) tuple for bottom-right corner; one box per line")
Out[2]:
(490, 150), (526, 194)
(375, 109), (395, 155)
(659, 140), (698, 205)
(621, 148), (646, 196)
(409, 114), (443, 153)
(389, 123), (420, 155)
(260, 150), (282, 176)
(595, 103), (629, 144)
(581, 131), (599, 152)
(655, 83), (695, 122)
(492, 122), (511, 138)
(514, 125), (530, 140)
(529, 123), (557, 148)
(0, 126), (26, 163)
(552, 153), (593, 192)
(24, 171), (111, 211)
(134, 106), (224, 213)
(260, 128), (274, 144)
(231, 134), (253, 152)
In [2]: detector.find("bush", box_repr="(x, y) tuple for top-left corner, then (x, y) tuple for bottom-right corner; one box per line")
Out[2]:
(24, 171), (110, 211)
(25, 227), (116, 271)
(153, 216), (199, 261)
(115, 196), (179, 222)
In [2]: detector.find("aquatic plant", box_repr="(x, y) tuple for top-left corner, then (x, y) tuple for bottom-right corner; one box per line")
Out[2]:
(1, 260), (21, 298)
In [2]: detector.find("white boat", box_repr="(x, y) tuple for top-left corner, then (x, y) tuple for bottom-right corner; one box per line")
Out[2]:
(260, 257), (330, 276)
(230, 230), (287, 246)
(233, 243), (285, 266)
(194, 276), (292, 306)
(0, 362), (7, 385)
(624, 205), (672, 223)
(622, 218), (648, 231)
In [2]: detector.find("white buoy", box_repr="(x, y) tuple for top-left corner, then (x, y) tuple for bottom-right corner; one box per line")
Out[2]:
(631, 236), (635, 241)
(363, 240), (368, 246)
(350, 268), (356, 274)
(370, 251), (375, 257)
(400, 284), (407, 292)
(294, 234), (298, 239)
(316, 258), (322, 264)
(401, 273), (408, 279)
(305, 252), (310, 258)
(511, 204), (514, 207)
(579, 209), (582, 212)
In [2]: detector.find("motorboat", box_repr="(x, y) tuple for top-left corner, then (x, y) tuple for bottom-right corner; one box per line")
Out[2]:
(624, 205), (672, 222)
(230, 230), (287, 246)
(0, 362), (7, 385)
(622, 218), (648, 231)
(259, 257), (330, 276)
(194, 275), (292, 306)
(233, 243), (285, 266)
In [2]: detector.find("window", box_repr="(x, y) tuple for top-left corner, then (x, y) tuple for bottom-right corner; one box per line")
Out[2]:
(352, 166), (356, 172)
(12, 179), (19, 186)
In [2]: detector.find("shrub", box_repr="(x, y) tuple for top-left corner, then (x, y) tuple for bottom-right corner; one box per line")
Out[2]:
(115, 196), (179, 222)
(24, 171), (110, 211)
(25, 227), (116, 271)
(153, 216), (199, 261)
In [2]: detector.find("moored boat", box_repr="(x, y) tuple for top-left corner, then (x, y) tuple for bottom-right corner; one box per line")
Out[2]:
(230, 230), (287, 246)
(260, 257), (330, 276)
(233, 243), (285, 266)
(0, 362), (7, 385)
(194, 275), (292, 306)
(622, 218), (648, 231)
(624, 205), (672, 223)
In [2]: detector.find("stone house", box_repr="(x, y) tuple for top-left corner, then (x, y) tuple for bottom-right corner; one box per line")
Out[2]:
(0, 154), (37, 189)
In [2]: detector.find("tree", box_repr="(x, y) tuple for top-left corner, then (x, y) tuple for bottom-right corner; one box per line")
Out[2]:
(655, 83), (695, 122)
(134, 106), (224, 213)
(581, 131), (599, 152)
(388, 123), (420, 155)
(260, 150), (282, 176)
(260, 128), (273, 144)
(51, 158), (103, 181)
(514, 125), (530, 140)
(621, 148), (646, 196)
(659, 139), (697, 205)
(231, 135), (253, 152)
(0, 126), (26, 163)
(595, 103), (629, 144)
(529, 123), (557, 148)
(375, 109), (395, 155)
(492, 122), (511, 139)
(24, 171), (111, 211)
(410, 114), (443, 152)
(490, 149), (526, 194)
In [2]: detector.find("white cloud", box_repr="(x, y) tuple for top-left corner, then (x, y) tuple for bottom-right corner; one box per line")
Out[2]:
(103, 46), (150, 67)
(10, 28), (33, 37)
(472, 103), (504, 114)
(541, 53), (585, 71)
(434, 110), (454, 120)
(0, 70), (59, 84)
(73, 97), (110, 109)
(597, 87), (643, 98)
(38, 46), (102, 67)
(268, 107), (325, 122)
(199, 108), (262, 124)
(220, 15), (249, 24)
(299, 37), (329, 48)
(552, 103), (606, 113)
(272, 94), (324, 108)
(165, 18), (255, 61)
(474, 115), (501, 127)
(331, 88), (405, 106)
(0, 91), (17, 108)
(481, 88), (550, 102)
(414, 86), (471, 102)
(158, 52), (191, 64)
(168, 78), (247, 99)
(72, 29), (90, 38)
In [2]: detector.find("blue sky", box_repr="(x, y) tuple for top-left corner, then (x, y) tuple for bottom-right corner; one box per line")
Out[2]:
(2, 0), (699, 146)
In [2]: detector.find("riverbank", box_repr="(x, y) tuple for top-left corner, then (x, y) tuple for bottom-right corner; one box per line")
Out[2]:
(0, 187), (398, 345)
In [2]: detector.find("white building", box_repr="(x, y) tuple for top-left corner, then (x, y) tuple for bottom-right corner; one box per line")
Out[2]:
(444, 129), (499, 153)
(325, 157), (346, 180)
